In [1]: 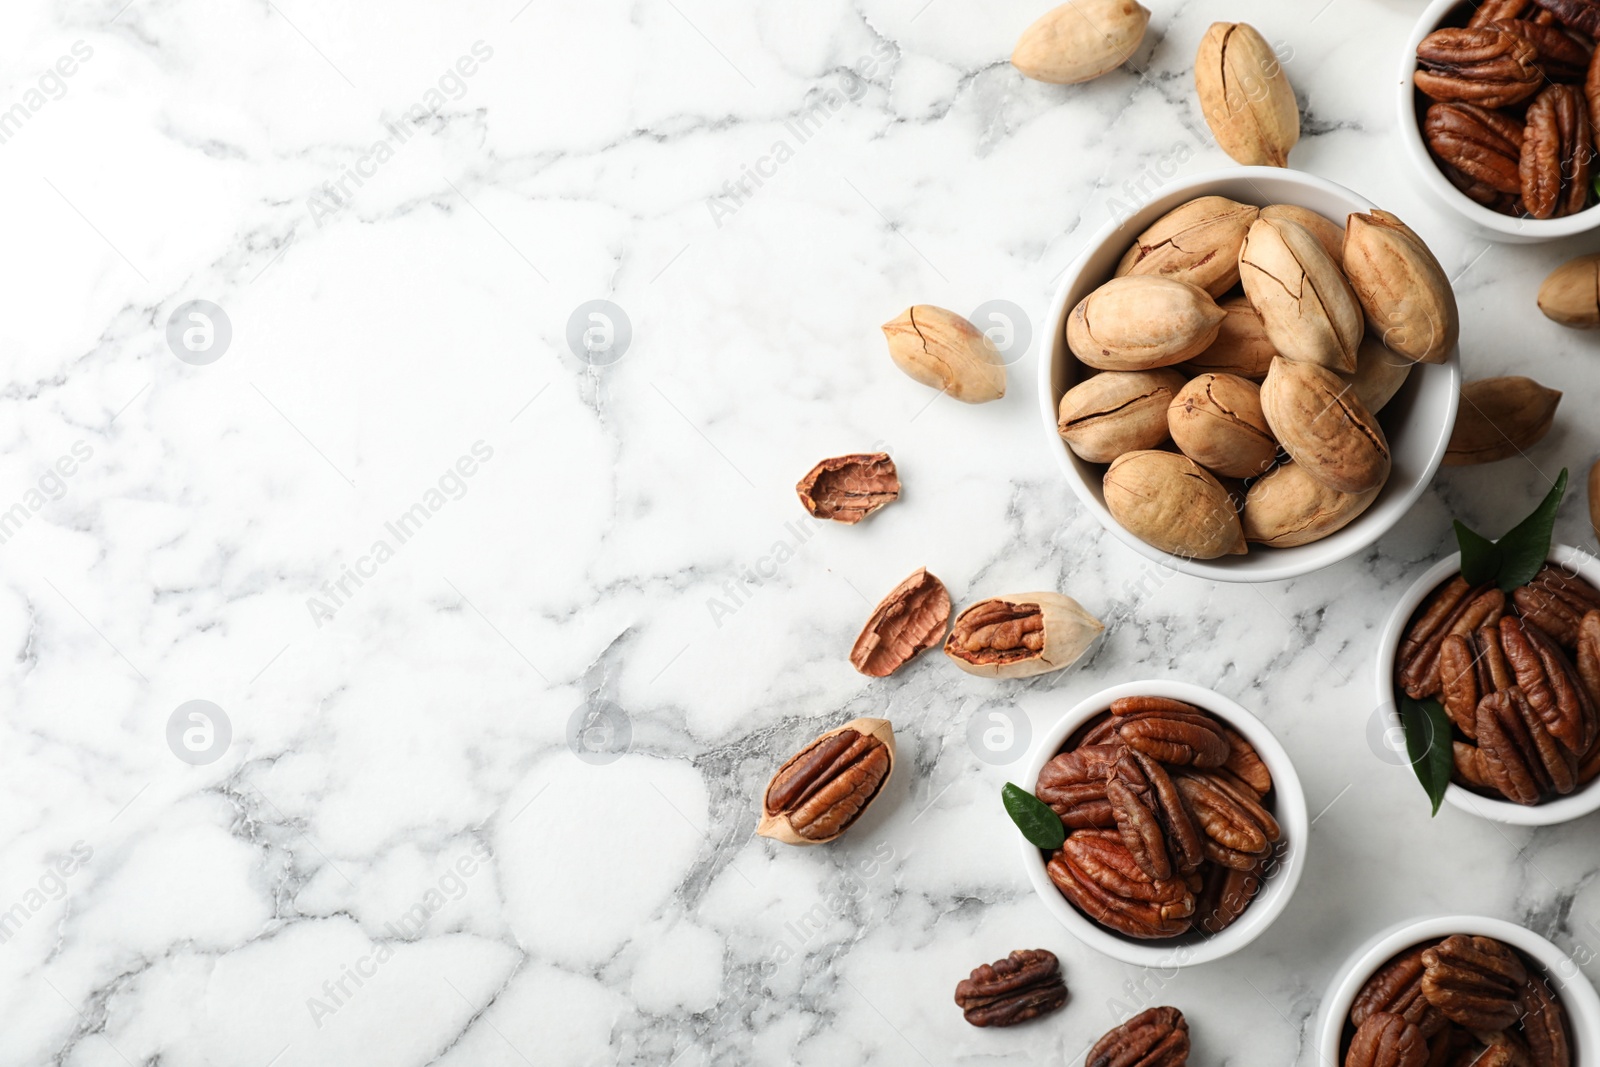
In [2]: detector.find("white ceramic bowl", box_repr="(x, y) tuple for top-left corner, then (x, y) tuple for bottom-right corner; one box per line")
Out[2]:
(1376, 543), (1600, 825)
(1041, 167), (1460, 584)
(1317, 915), (1600, 1063)
(1399, 0), (1600, 242)
(1018, 679), (1308, 967)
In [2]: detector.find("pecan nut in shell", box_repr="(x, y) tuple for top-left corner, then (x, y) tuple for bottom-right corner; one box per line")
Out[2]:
(758, 718), (895, 845)
(953, 948), (1068, 1027)
(849, 568), (950, 677)
(944, 592), (1104, 679)
(1087, 1006), (1190, 1067)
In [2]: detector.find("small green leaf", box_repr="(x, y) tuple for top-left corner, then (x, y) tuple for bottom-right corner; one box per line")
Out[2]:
(1400, 696), (1455, 816)
(1002, 782), (1066, 849)
(1493, 469), (1569, 591)
(1453, 520), (1501, 586)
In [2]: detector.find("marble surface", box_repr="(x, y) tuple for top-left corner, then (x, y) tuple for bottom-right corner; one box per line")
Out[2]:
(5, 0), (1600, 1063)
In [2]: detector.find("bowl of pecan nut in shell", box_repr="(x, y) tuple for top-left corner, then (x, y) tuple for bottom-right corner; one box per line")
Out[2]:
(1401, 0), (1600, 241)
(1379, 544), (1600, 825)
(1318, 915), (1600, 1066)
(1019, 680), (1308, 967)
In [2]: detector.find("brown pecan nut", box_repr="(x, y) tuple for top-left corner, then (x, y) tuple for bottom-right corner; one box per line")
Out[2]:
(1352, 945), (1450, 1038)
(796, 453), (899, 524)
(757, 718), (895, 844)
(1415, 28), (1542, 108)
(944, 593), (1104, 679)
(1478, 687), (1578, 803)
(1454, 740), (1498, 790)
(1579, 610), (1600, 710)
(1471, 0), (1537, 24)
(1047, 829), (1195, 939)
(1108, 697), (1230, 767)
(1589, 44), (1600, 147)
(1515, 565), (1600, 648)
(1521, 84), (1594, 220)
(1521, 973), (1573, 1067)
(1174, 769), (1280, 870)
(1194, 860), (1262, 935)
(1346, 1012), (1428, 1067)
(1222, 725), (1273, 795)
(849, 568), (951, 677)
(1533, 0), (1600, 36)
(953, 948), (1067, 1027)
(1499, 615), (1597, 755)
(1420, 935), (1528, 1030)
(1425, 102), (1525, 196)
(1398, 579), (1507, 699)
(1037, 744), (1123, 829)
(1107, 750), (1205, 880)
(1440, 634), (1482, 739)
(1469, 1030), (1538, 1067)
(1087, 1006), (1190, 1067)
(1493, 19), (1593, 80)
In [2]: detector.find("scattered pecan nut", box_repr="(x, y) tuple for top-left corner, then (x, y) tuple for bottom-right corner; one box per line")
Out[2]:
(1037, 744), (1122, 829)
(1194, 860), (1262, 935)
(757, 717), (894, 844)
(1047, 829), (1195, 940)
(1087, 1006), (1189, 1067)
(1532, 0), (1600, 36)
(1520, 84), (1594, 220)
(1174, 769), (1280, 870)
(1425, 102), (1525, 196)
(849, 568), (951, 677)
(1478, 686), (1579, 804)
(1351, 944), (1449, 1038)
(953, 948), (1068, 1027)
(1345, 1012), (1428, 1067)
(1521, 973), (1573, 1067)
(1108, 697), (1230, 767)
(1415, 27), (1542, 108)
(1397, 578), (1506, 699)
(1420, 934), (1528, 1030)
(795, 453), (899, 524)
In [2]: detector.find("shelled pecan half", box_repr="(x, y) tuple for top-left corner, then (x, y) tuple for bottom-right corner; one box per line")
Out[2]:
(1477, 687), (1577, 804)
(1107, 696), (1230, 767)
(1194, 860), (1262, 935)
(1415, 27), (1542, 107)
(1521, 973), (1573, 1067)
(1514, 565), (1600, 648)
(1047, 829), (1195, 939)
(1107, 749), (1205, 880)
(1222, 725), (1273, 796)
(1037, 743), (1123, 829)
(1346, 1012), (1428, 1067)
(757, 718), (895, 844)
(1087, 1006), (1189, 1067)
(1532, 0), (1600, 37)
(1520, 84), (1594, 219)
(953, 948), (1068, 1028)
(1351, 944), (1449, 1038)
(1425, 103), (1525, 195)
(1174, 769), (1280, 870)
(1420, 934), (1528, 1030)
(1397, 578), (1506, 699)
(1494, 18), (1594, 79)
(1499, 615), (1597, 754)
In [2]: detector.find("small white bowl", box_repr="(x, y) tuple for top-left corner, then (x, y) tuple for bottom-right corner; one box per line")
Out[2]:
(1376, 543), (1600, 826)
(1399, 0), (1600, 242)
(1018, 679), (1308, 967)
(1041, 167), (1460, 584)
(1317, 915), (1600, 1063)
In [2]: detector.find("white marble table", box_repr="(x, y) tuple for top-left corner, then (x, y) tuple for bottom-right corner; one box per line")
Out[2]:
(4, 0), (1600, 1063)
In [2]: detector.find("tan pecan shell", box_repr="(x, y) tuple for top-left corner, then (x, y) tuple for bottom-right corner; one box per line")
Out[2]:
(1532, 0), (1600, 37)
(1037, 744), (1123, 829)
(1521, 85), (1594, 220)
(849, 568), (951, 677)
(758, 718), (895, 844)
(1415, 27), (1542, 108)
(1047, 829), (1194, 939)
(1521, 972), (1573, 1067)
(953, 948), (1068, 1027)
(1175, 770), (1280, 869)
(1397, 578), (1506, 699)
(1108, 696), (1230, 767)
(795, 453), (899, 524)
(1425, 102), (1524, 196)
(1477, 687), (1578, 803)
(1087, 1006), (1189, 1067)
(1194, 859), (1263, 935)
(1420, 935), (1528, 1030)
(1346, 1012), (1428, 1067)
(1351, 944), (1449, 1038)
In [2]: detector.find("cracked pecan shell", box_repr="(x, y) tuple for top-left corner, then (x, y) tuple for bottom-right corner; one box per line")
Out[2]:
(850, 568), (951, 677)
(1174, 769), (1280, 869)
(1397, 578), (1506, 699)
(1037, 744), (1123, 829)
(1425, 102), (1524, 196)
(944, 592), (1104, 679)
(1087, 1006), (1189, 1067)
(1346, 1012), (1428, 1067)
(796, 453), (899, 524)
(1532, 0), (1600, 36)
(1521, 84), (1594, 220)
(1522, 973), (1573, 1067)
(1048, 829), (1194, 940)
(758, 717), (894, 845)
(954, 948), (1067, 1027)
(1108, 697), (1230, 767)
(1351, 944), (1449, 1038)
(1415, 27), (1542, 108)
(1420, 935), (1528, 1030)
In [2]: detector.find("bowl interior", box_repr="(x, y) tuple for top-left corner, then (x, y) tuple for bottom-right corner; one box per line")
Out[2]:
(1042, 167), (1460, 583)
(1020, 680), (1308, 967)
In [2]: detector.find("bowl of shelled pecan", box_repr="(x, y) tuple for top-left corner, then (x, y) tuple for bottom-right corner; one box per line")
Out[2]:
(1018, 680), (1308, 967)
(1402, 0), (1600, 241)
(1317, 915), (1600, 1066)
(1379, 543), (1600, 824)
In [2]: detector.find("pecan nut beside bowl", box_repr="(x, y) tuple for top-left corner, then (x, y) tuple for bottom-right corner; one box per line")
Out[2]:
(756, 717), (894, 845)
(953, 948), (1067, 1027)
(943, 592), (1104, 679)
(1088, 1006), (1190, 1067)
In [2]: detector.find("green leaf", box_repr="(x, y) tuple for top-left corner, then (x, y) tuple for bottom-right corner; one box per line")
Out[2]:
(1453, 520), (1501, 586)
(1399, 696), (1455, 816)
(1002, 782), (1066, 849)
(1493, 469), (1568, 591)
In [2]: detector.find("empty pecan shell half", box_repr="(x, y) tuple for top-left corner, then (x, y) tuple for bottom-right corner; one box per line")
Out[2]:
(1351, 944), (1449, 1038)
(1108, 696), (1230, 767)
(1194, 859), (1263, 935)
(1521, 84), (1594, 220)
(1087, 1006), (1189, 1067)
(1107, 749), (1205, 881)
(1425, 102), (1525, 196)
(758, 717), (894, 845)
(849, 568), (950, 677)
(1174, 769), (1280, 870)
(1522, 972), (1573, 1067)
(1415, 27), (1542, 108)
(1036, 744), (1123, 829)
(1047, 829), (1194, 939)
(1420, 934), (1528, 1030)
(1397, 578), (1506, 699)
(953, 948), (1067, 1027)
(1346, 1012), (1427, 1067)
(1533, 0), (1600, 36)
(795, 453), (899, 524)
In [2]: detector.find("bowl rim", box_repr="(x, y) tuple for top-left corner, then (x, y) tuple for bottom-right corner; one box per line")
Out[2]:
(1039, 166), (1461, 584)
(1397, 0), (1600, 239)
(1017, 678), (1309, 967)
(1316, 914), (1600, 1062)
(1374, 542), (1600, 825)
